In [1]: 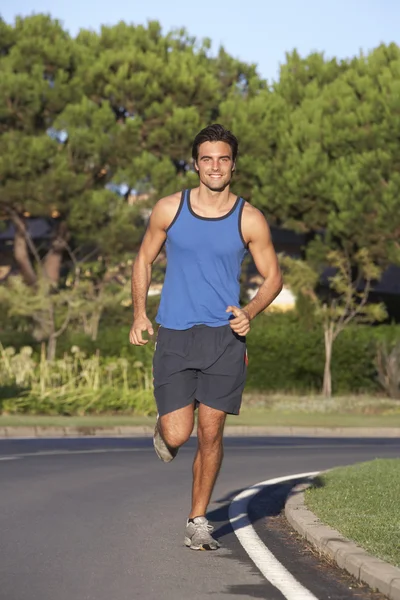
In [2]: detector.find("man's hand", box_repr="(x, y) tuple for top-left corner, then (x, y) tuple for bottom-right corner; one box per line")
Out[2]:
(129, 316), (154, 346)
(226, 305), (251, 336)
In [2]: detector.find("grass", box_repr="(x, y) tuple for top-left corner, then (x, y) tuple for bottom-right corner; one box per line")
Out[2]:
(1, 408), (400, 429)
(230, 410), (400, 428)
(0, 414), (155, 428)
(305, 459), (400, 567)
(1, 393), (400, 428)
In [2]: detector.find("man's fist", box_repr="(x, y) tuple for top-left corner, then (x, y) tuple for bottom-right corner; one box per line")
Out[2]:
(129, 316), (154, 346)
(226, 305), (251, 336)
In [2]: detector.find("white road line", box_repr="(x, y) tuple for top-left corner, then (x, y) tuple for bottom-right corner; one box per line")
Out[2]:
(229, 471), (320, 600)
(0, 456), (21, 461)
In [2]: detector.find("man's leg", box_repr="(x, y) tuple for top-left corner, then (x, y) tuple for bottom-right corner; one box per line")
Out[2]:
(189, 403), (226, 519)
(159, 403), (195, 450)
(183, 403), (225, 550)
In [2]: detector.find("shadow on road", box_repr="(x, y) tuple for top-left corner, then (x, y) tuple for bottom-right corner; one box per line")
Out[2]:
(207, 475), (317, 543)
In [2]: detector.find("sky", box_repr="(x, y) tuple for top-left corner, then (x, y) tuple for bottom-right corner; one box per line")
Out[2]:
(2, 0), (399, 81)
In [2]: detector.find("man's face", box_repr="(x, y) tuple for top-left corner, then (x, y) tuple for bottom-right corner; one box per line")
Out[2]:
(195, 141), (235, 191)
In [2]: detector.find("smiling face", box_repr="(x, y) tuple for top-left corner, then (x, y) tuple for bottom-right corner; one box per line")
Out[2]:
(194, 141), (235, 192)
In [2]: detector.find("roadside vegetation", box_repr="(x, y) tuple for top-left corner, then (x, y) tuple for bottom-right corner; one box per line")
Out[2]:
(1, 311), (400, 418)
(305, 459), (400, 568)
(1, 17), (400, 416)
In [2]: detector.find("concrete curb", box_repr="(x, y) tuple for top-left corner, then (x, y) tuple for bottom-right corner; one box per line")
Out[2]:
(1, 425), (400, 438)
(285, 482), (400, 600)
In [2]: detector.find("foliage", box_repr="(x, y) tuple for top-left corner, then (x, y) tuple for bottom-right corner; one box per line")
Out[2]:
(0, 344), (155, 416)
(0, 274), (79, 359)
(1, 316), (400, 401)
(1, 16), (400, 399)
(281, 249), (387, 396)
(0, 265), (132, 358)
(375, 341), (400, 399)
(3, 16), (400, 276)
(245, 313), (398, 394)
(220, 45), (400, 269)
(0, 15), (260, 253)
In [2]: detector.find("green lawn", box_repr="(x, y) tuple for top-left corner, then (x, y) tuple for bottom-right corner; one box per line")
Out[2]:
(305, 459), (400, 567)
(1, 411), (400, 429)
(1, 393), (400, 428)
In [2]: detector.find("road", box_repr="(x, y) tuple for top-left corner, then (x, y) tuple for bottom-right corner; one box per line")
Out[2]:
(0, 436), (399, 600)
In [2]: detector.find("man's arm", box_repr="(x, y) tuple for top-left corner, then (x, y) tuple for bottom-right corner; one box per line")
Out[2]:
(226, 204), (282, 336)
(242, 205), (283, 320)
(130, 194), (180, 346)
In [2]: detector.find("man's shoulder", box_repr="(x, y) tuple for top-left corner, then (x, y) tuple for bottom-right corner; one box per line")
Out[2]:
(240, 201), (270, 244)
(154, 191), (183, 213)
(151, 191), (184, 230)
(241, 201), (266, 223)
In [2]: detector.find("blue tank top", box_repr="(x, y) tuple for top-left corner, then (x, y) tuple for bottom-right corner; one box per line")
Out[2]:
(156, 189), (248, 330)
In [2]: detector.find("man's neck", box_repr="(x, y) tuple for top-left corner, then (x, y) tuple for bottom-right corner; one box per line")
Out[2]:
(195, 184), (232, 209)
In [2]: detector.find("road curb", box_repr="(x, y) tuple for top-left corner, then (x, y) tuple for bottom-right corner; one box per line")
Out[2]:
(284, 482), (400, 600)
(1, 425), (400, 438)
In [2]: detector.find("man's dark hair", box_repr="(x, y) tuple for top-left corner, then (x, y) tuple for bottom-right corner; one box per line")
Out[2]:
(192, 124), (238, 163)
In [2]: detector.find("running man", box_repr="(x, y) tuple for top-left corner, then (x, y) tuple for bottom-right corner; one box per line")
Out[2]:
(129, 124), (282, 550)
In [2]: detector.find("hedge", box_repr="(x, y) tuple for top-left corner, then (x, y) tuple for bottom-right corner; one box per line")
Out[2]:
(246, 313), (399, 394)
(1, 312), (399, 395)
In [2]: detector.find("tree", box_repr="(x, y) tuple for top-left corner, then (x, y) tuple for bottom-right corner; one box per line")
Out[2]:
(0, 274), (79, 360)
(1, 15), (264, 290)
(221, 45), (400, 274)
(282, 249), (387, 397)
(66, 260), (131, 341)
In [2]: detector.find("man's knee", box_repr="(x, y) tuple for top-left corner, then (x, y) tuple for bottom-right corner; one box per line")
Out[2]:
(198, 427), (224, 447)
(197, 416), (225, 448)
(160, 416), (194, 449)
(163, 428), (191, 449)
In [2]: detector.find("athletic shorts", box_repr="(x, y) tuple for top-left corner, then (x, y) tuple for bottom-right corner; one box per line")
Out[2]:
(153, 324), (248, 416)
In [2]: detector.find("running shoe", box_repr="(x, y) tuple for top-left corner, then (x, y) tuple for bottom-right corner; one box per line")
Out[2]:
(184, 516), (220, 550)
(153, 416), (178, 463)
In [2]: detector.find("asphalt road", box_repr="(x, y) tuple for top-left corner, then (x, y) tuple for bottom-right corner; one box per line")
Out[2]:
(0, 436), (399, 600)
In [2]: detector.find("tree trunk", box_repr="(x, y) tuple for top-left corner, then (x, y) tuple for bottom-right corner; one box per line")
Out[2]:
(47, 334), (57, 361)
(12, 215), (37, 286)
(44, 221), (69, 285)
(90, 310), (102, 341)
(323, 326), (333, 398)
(46, 303), (57, 361)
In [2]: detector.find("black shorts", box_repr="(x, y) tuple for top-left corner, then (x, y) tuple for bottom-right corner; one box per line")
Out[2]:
(153, 324), (247, 416)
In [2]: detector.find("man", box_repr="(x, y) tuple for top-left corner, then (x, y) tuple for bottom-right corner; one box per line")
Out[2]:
(129, 124), (282, 551)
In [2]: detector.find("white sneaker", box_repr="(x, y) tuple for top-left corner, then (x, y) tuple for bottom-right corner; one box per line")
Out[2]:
(153, 416), (178, 463)
(184, 516), (220, 550)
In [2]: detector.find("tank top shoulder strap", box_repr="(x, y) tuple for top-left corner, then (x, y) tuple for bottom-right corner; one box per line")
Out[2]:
(165, 189), (189, 233)
(237, 197), (247, 248)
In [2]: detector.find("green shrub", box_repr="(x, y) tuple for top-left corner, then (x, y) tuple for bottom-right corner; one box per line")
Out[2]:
(246, 313), (400, 394)
(246, 313), (324, 392)
(2, 312), (400, 396)
(0, 345), (156, 416)
(2, 388), (156, 416)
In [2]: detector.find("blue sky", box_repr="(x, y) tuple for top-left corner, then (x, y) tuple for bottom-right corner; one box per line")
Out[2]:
(2, 0), (399, 81)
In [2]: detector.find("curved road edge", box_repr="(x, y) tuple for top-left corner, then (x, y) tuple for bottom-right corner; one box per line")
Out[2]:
(1, 425), (400, 438)
(230, 472), (320, 600)
(285, 481), (400, 600)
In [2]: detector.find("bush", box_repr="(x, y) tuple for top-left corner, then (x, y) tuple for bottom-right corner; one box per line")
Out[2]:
(246, 313), (323, 392)
(2, 388), (156, 416)
(0, 345), (156, 416)
(246, 313), (400, 394)
(2, 312), (400, 396)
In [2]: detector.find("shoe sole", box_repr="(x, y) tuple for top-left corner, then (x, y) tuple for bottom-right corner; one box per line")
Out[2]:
(184, 537), (220, 551)
(153, 421), (177, 463)
(153, 439), (174, 463)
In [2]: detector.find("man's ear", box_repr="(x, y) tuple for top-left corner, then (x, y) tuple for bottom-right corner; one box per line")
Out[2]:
(194, 161), (199, 173)
(232, 162), (236, 172)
